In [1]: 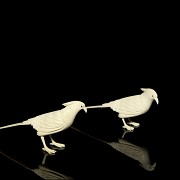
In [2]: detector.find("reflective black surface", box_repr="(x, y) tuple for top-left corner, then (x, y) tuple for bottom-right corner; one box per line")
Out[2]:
(0, 125), (159, 179)
(0, 93), (162, 179)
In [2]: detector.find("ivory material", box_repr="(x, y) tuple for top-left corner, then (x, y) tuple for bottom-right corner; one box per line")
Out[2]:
(0, 101), (87, 154)
(87, 88), (159, 131)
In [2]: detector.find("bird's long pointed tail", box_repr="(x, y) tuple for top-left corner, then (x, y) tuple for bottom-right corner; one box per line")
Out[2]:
(86, 105), (105, 109)
(0, 121), (29, 130)
(86, 103), (110, 109)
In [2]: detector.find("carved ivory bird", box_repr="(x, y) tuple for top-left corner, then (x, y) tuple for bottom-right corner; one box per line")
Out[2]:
(87, 88), (159, 131)
(0, 101), (87, 154)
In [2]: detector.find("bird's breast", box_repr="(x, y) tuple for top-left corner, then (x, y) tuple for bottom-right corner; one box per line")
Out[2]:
(61, 109), (78, 128)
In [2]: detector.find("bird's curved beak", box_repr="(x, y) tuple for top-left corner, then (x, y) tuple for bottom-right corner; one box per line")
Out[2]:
(83, 107), (87, 113)
(155, 98), (159, 104)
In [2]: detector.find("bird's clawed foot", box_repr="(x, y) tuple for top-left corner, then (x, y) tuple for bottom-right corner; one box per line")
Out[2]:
(122, 125), (134, 131)
(42, 147), (57, 155)
(127, 122), (140, 128)
(50, 141), (65, 149)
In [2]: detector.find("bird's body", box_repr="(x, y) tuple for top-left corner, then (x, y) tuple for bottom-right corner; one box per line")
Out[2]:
(26, 106), (81, 136)
(87, 88), (159, 131)
(0, 101), (87, 154)
(103, 94), (154, 118)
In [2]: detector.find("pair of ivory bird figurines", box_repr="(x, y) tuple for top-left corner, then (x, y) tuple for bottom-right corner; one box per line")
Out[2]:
(0, 88), (159, 154)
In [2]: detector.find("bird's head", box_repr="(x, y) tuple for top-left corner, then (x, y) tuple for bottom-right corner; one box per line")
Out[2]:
(62, 101), (87, 113)
(141, 88), (159, 104)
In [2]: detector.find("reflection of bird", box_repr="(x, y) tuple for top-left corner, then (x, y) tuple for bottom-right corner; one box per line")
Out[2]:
(0, 149), (74, 180)
(33, 151), (74, 180)
(108, 137), (156, 171)
(33, 164), (74, 180)
(0, 101), (87, 154)
(87, 88), (159, 131)
(71, 127), (156, 171)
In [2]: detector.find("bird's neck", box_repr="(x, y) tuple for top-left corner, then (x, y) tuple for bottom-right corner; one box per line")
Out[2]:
(141, 93), (153, 110)
(61, 107), (79, 123)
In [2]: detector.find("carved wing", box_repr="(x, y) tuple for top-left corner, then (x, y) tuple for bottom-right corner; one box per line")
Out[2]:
(108, 95), (144, 118)
(29, 110), (65, 136)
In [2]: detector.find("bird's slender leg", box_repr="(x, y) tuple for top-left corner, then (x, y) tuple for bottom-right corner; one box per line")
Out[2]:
(41, 136), (56, 154)
(127, 118), (140, 127)
(49, 135), (65, 148)
(121, 118), (134, 131)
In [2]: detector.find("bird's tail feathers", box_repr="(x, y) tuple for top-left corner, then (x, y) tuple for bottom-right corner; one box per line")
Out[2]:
(86, 105), (107, 109)
(0, 120), (30, 130)
(86, 102), (112, 109)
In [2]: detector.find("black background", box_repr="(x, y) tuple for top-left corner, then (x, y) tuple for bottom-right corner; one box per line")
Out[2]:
(0, 5), (176, 179)
(0, 73), (165, 179)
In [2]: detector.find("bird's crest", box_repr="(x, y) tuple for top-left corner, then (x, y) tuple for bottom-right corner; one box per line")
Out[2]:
(141, 88), (149, 92)
(62, 101), (81, 107)
(141, 88), (157, 94)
